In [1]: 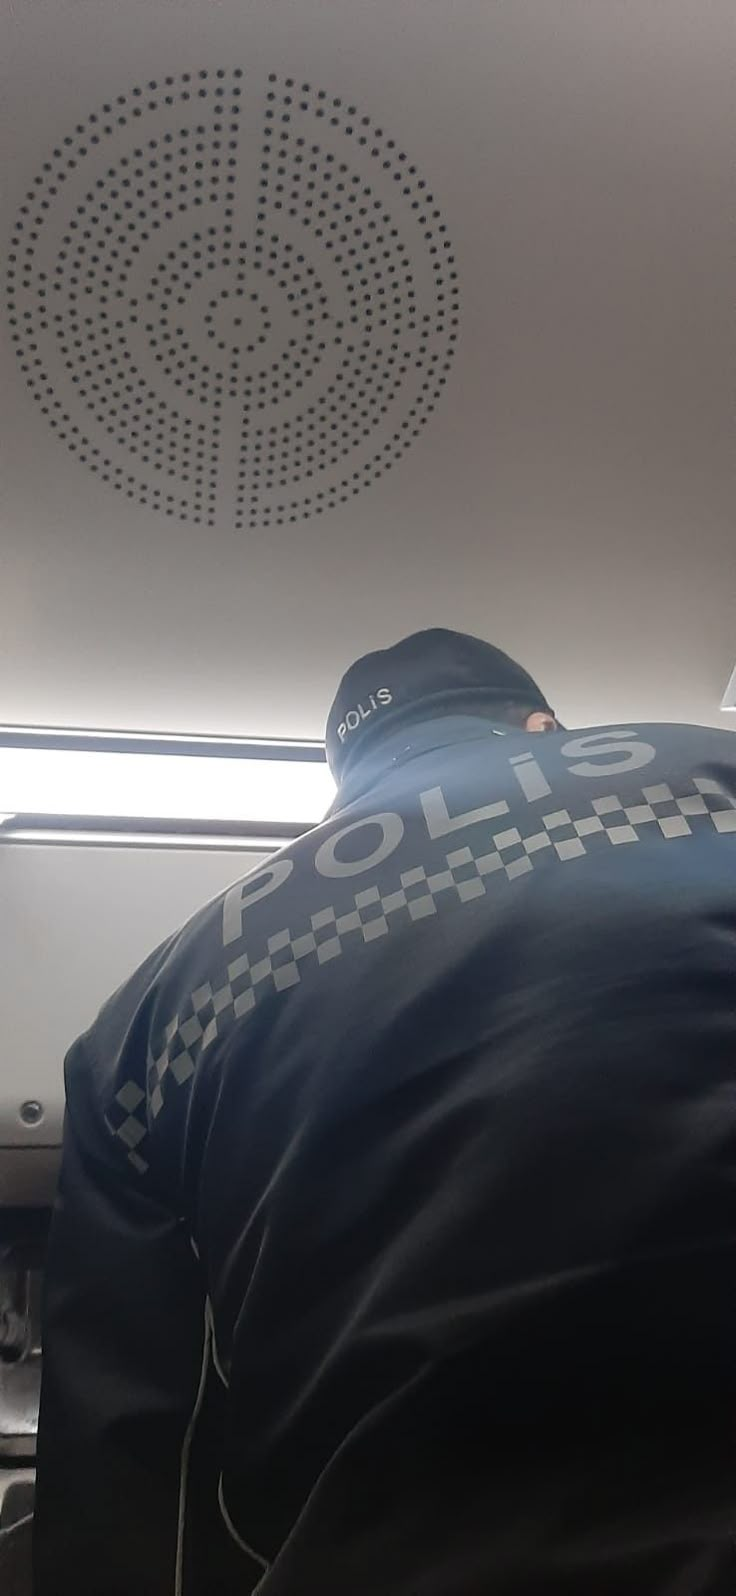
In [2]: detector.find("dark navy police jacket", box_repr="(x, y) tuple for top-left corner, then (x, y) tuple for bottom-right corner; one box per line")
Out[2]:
(34, 717), (736, 1595)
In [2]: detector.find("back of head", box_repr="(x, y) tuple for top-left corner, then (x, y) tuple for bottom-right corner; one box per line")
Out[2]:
(326, 627), (555, 784)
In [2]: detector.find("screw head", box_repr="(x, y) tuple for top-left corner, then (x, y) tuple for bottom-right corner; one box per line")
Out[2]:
(20, 1100), (44, 1127)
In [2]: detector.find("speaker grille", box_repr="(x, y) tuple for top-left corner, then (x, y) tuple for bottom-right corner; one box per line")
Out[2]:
(6, 69), (460, 530)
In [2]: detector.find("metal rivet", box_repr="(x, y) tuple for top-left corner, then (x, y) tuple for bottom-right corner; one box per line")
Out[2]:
(20, 1100), (44, 1127)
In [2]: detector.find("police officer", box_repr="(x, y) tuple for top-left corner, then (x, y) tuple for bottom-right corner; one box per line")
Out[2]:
(34, 629), (736, 1595)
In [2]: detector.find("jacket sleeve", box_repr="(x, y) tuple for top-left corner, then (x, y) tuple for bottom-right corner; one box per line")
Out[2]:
(33, 1035), (208, 1596)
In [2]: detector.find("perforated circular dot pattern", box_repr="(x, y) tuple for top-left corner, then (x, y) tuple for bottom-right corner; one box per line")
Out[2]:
(6, 70), (460, 530)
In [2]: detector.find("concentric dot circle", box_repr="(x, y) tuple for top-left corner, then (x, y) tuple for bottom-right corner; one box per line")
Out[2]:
(7, 69), (460, 531)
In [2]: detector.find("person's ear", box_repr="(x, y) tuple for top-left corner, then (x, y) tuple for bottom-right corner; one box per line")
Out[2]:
(524, 711), (558, 734)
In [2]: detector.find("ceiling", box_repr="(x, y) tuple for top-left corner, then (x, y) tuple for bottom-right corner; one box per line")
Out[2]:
(1, 0), (733, 742)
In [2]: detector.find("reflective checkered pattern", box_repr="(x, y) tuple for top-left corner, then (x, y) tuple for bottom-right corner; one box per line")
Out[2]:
(104, 1080), (150, 1175)
(108, 776), (736, 1173)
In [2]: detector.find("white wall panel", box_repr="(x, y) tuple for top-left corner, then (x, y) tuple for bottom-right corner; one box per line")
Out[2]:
(0, 844), (270, 1168)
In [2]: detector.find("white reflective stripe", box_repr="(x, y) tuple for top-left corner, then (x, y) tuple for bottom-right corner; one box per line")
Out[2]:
(206, 1299), (229, 1389)
(217, 1474), (271, 1574)
(175, 1300), (211, 1596)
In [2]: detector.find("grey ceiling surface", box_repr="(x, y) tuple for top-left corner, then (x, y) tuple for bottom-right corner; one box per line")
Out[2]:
(1, 0), (733, 741)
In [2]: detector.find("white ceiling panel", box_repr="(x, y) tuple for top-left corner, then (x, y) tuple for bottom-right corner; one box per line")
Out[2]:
(1, 0), (734, 737)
